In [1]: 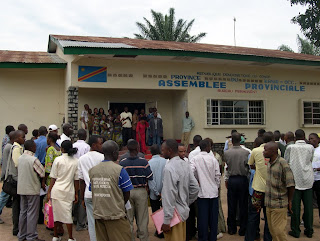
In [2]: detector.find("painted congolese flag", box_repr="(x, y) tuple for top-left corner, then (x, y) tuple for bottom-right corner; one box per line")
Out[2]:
(78, 66), (107, 82)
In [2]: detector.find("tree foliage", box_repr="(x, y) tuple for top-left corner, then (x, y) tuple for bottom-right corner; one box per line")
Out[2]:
(278, 34), (320, 55)
(290, 0), (320, 46)
(134, 8), (206, 43)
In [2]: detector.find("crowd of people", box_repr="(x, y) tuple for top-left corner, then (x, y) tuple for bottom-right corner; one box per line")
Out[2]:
(0, 117), (319, 241)
(80, 104), (163, 151)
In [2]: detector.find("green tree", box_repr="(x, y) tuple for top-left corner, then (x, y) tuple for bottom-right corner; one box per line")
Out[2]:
(134, 8), (206, 43)
(278, 44), (295, 52)
(278, 35), (320, 55)
(290, 0), (320, 46)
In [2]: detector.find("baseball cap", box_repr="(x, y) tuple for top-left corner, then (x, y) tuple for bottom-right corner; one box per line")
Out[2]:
(48, 124), (59, 131)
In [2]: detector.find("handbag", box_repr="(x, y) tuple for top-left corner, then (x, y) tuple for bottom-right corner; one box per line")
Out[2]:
(2, 175), (17, 196)
(2, 146), (17, 196)
(44, 200), (54, 229)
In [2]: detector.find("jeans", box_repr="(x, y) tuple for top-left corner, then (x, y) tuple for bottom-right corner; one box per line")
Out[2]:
(198, 198), (218, 241)
(85, 198), (96, 241)
(245, 194), (272, 241)
(152, 133), (161, 148)
(0, 190), (10, 215)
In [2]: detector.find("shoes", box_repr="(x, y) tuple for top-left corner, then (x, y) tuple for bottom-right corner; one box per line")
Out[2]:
(288, 231), (300, 238)
(0, 218), (4, 224)
(68, 239), (76, 241)
(217, 233), (223, 239)
(228, 230), (236, 235)
(13, 231), (18, 236)
(304, 230), (313, 238)
(76, 226), (87, 231)
(239, 230), (246, 236)
(50, 232), (64, 236)
(52, 237), (61, 241)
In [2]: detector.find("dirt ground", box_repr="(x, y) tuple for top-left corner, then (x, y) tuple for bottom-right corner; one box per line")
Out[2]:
(0, 182), (319, 241)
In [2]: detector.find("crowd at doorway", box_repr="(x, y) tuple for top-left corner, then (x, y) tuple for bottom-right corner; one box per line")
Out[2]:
(80, 104), (163, 152)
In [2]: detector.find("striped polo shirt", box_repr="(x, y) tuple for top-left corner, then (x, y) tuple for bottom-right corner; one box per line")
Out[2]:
(120, 156), (153, 187)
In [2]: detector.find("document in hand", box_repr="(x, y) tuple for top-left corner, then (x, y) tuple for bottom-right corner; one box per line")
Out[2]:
(151, 208), (181, 234)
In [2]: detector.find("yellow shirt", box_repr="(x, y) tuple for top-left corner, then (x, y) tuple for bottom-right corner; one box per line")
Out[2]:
(249, 144), (280, 193)
(12, 142), (23, 167)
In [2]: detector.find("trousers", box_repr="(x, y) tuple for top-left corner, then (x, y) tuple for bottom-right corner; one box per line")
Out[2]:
(13, 194), (20, 235)
(95, 218), (131, 241)
(197, 198), (219, 241)
(227, 176), (248, 234)
(164, 221), (186, 241)
(0, 190), (10, 215)
(122, 128), (132, 146)
(127, 188), (149, 241)
(17, 195), (40, 241)
(85, 198), (96, 241)
(290, 188), (313, 237)
(181, 132), (191, 150)
(266, 207), (288, 241)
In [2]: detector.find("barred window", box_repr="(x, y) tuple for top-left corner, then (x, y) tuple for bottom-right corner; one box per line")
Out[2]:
(303, 101), (320, 124)
(206, 100), (264, 125)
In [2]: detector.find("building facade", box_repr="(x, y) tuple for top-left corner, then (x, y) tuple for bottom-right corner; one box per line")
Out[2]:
(1, 35), (320, 146)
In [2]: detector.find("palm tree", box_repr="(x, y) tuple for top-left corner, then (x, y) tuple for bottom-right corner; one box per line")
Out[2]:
(278, 35), (320, 55)
(134, 8), (206, 43)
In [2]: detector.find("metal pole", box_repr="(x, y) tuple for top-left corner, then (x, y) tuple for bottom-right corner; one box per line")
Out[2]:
(234, 17), (236, 46)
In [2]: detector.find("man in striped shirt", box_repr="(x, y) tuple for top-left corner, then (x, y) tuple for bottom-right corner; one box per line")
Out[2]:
(120, 140), (153, 241)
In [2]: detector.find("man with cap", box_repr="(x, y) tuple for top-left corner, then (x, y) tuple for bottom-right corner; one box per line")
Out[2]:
(48, 124), (59, 134)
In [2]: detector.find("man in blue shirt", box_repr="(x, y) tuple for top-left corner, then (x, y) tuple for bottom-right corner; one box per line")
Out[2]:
(34, 126), (48, 165)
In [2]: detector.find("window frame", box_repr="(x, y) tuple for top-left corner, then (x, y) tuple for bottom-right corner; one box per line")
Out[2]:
(300, 99), (320, 127)
(204, 98), (266, 129)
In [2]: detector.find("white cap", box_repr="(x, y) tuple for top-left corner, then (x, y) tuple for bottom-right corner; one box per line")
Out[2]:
(48, 124), (59, 131)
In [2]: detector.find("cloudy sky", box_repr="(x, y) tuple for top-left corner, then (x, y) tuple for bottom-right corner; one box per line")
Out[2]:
(0, 0), (306, 52)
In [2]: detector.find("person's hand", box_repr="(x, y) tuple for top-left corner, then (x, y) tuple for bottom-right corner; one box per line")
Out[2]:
(41, 182), (46, 191)
(74, 193), (78, 204)
(161, 224), (171, 233)
(288, 201), (293, 214)
(225, 181), (228, 189)
(82, 200), (86, 210)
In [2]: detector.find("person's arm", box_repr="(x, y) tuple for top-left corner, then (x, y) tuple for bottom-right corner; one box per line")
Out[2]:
(161, 168), (178, 233)
(123, 191), (130, 204)
(189, 157), (198, 181)
(191, 118), (195, 129)
(74, 180), (79, 203)
(12, 146), (21, 167)
(47, 178), (56, 200)
(118, 168), (134, 203)
(188, 167), (200, 204)
(223, 140), (229, 152)
(80, 179), (86, 209)
(287, 186), (295, 213)
(214, 157), (221, 187)
(284, 146), (291, 164)
(148, 179), (159, 197)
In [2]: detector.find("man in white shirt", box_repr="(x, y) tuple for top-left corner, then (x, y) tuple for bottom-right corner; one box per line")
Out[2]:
(80, 104), (89, 129)
(285, 129), (314, 238)
(308, 133), (320, 225)
(190, 139), (221, 241)
(188, 135), (202, 162)
(79, 135), (104, 241)
(57, 123), (73, 146)
(73, 128), (90, 231)
(120, 106), (132, 146)
(73, 129), (90, 159)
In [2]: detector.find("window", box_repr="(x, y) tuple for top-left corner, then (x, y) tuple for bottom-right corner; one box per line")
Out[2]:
(303, 101), (320, 125)
(206, 100), (264, 125)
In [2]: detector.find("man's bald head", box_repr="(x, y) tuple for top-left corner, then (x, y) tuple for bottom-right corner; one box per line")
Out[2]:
(263, 141), (279, 160)
(63, 123), (73, 136)
(18, 124), (28, 135)
(231, 132), (241, 145)
(102, 140), (119, 161)
(285, 131), (294, 143)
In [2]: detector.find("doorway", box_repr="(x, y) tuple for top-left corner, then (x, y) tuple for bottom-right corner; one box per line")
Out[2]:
(109, 102), (146, 115)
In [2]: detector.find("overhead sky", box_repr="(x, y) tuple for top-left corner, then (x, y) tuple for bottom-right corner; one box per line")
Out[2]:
(1, 0), (306, 52)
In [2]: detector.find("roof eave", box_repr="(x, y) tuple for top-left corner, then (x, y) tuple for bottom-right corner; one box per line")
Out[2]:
(62, 46), (320, 67)
(0, 62), (67, 68)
